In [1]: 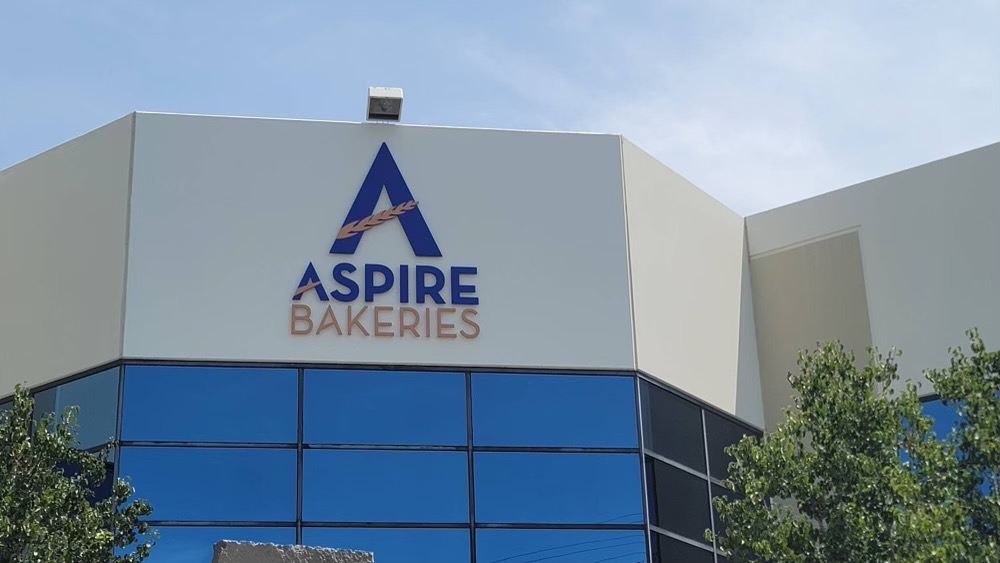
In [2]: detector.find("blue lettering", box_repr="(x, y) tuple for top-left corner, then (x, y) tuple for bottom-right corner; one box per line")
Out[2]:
(365, 264), (395, 302)
(415, 265), (446, 304)
(293, 262), (328, 301)
(399, 264), (410, 304)
(450, 266), (479, 305)
(330, 263), (359, 302)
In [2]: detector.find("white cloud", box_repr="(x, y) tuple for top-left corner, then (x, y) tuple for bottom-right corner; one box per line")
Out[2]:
(461, 0), (1000, 214)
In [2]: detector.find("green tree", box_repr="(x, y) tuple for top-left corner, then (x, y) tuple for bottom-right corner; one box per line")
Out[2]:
(709, 330), (999, 562)
(0, 384), (155, 563)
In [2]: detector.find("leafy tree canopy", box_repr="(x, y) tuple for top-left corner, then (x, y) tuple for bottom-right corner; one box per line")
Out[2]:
(0, 385), (155, 563)
(711, 329), (999, 562)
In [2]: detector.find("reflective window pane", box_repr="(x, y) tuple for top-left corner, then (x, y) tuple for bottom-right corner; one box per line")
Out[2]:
(923, 399), (961, 439)
(473, 374), (638, 448)
(477, 529), (647, 563)
(475, 452), (643, 524)
(303, 450), (468, 523)
(647, 458), (712, 543)
(303, 527), (470, 563)
(304, 370), (466, 446)
(33, 368), (119, 450)
(144, 527), (295, 563)
(640, 382), (706, 472)
(704, 411), (755, 481)
(122, 366), (297, 443)
(652, 532), (714, 563)
(119, 447), (296, 522)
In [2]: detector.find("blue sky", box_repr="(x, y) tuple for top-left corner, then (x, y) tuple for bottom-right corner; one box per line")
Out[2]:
(1, 1), (997, 214)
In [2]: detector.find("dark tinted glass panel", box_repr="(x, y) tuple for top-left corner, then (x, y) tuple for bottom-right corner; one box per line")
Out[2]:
(303, 528), (470, 563)
(304, 370), (466, 446)
(641, 382), (706, 472)
(475, 452), (643, 524)
(711, 483), (742, 540)
(119, 447), (296, 521)
(652, 533), (714, 563)
(473, 374), (638, 447)
(33, 368), (118, 449)
(122, 366), (297, 443)
(303, 450), (468, 523)
(647, 458), (712, 543)
(477, 529), (647, 563)
(144, 527), (295, 563)
(704, 411), (754, 481)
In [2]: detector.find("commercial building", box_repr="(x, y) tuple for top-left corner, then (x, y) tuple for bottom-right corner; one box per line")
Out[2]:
(1, 112), (996, 563)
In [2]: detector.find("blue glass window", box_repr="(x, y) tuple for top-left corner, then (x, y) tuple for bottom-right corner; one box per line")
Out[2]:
(143, 527), (296, 563)
(476, 529), (647, 563)
(474, 452), (643, 524)
(303, 528), (470, 563)
(303, 450), (468, 523)
(119, 447), (296, 522)
(122, 366), (297, 443)
(640, 381), (706, 472)
(33, 367), (119, 450)
(473, 374), (638, 448)
(304, 370), (466, 446)
(922, 399), (961, 439)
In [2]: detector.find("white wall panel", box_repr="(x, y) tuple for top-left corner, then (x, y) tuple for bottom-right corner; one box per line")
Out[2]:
(0, 115), (133, 390)
(747, 144), (1000, 391)
(623, 140), (746, 413)
(123, 114), (635, 369)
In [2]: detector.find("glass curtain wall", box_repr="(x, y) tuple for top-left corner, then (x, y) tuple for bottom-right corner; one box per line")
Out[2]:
(116, 367), (645, 563)
(7, 363), (783, 563)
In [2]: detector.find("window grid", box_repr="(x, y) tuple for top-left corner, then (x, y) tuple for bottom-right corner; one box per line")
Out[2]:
(19, 360), (765, 563)
(114, 363), (650, 563)
(638, 377), (764, 562)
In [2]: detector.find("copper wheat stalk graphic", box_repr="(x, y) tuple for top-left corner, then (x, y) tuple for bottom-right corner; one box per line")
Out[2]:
(335, 200), (419, 240)
(293, 200), (420, 298)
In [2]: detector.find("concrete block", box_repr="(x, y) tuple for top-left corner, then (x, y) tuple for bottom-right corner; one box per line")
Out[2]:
(212, 541), (374, 563)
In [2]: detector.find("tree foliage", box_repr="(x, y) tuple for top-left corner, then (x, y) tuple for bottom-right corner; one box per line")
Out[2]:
(0, 385), (155, 563)
(710, 329), (999, 562)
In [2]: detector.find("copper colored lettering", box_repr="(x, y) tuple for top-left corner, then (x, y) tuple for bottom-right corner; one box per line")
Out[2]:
(399, 307), (420, 337)
(347, 305), (370, 336)
(290, 304), (313, 335)
(460, 308), (480, 339)
(315, 306), (343, 336)
(436, 307), (457, 339)
(374, 306), (393, 337)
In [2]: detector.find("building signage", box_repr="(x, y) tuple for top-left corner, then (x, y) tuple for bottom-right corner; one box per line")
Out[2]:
(290, 143), (480, 339)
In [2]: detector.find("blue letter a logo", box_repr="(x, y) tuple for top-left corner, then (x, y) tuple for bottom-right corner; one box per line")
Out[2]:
(330, 143), (442, 257)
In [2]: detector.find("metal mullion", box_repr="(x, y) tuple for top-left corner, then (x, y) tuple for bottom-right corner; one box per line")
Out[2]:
(296, 367), (304, 544)
(643, 449), (710, 480)
(301, 521), (470, 529)
(466, 371), (477, 563)
(649, 524), (716, 552)
(121, 357), (636, 378)
(114, 363), (125, 484)
(472, 445), (639, 454)
(304, 443), (466, 452)
(474, 523), (645, 530)
(635, 375), (654, 563)
(145, 520), (295, 528)
(702, 409), (719, 563)
(120, 441), (297, 449)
